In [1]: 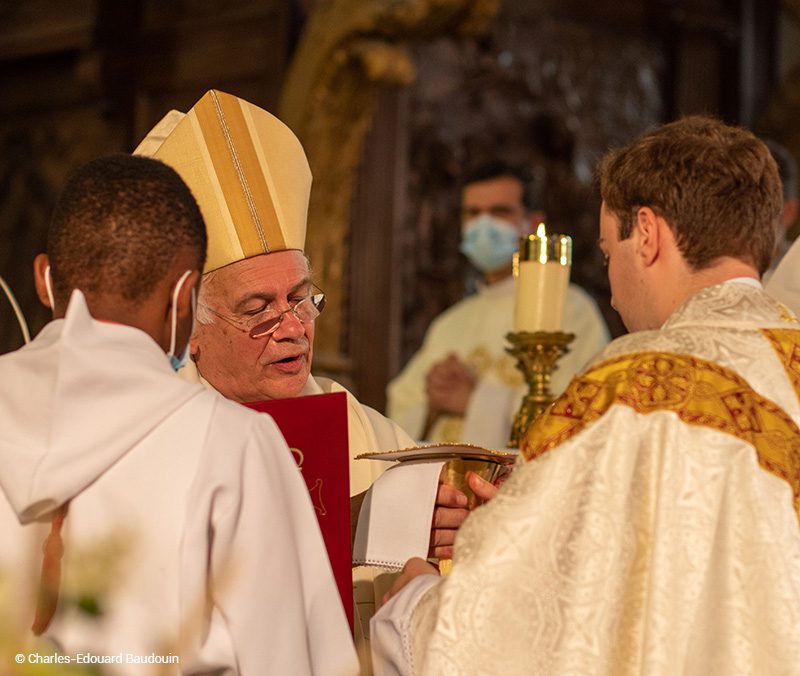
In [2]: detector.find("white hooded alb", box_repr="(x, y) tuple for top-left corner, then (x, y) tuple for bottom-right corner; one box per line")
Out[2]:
(0, 291), (358, 675)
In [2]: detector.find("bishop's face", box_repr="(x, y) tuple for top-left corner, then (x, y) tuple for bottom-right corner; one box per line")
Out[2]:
(598, 201), (649, 333)
(191, 250), (315, 401)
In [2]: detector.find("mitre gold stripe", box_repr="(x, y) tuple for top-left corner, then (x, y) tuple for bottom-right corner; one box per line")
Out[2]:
(186, 113), (245, 267)
(521, 351), (800, 520)
(240, 102), (292, 249)
(212, 92), (287, 253)
(194, 91), (285, 258)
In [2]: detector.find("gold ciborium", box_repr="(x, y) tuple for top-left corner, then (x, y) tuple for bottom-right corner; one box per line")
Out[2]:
(506, 330), (574, 448)
(439, 456), (508, 511)
(438, 454), (512, 575)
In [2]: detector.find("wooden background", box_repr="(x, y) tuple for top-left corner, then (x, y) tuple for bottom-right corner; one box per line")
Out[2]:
(1, 0), (799, 413)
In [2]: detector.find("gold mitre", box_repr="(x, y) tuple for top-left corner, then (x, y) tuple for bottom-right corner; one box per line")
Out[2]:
(133, 89), (311, 273)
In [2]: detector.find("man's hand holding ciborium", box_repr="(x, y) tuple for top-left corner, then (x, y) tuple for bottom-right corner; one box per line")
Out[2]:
(429, 471), (502, 559)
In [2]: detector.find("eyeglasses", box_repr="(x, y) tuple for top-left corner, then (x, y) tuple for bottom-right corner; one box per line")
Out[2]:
(201, 292), (326, 339)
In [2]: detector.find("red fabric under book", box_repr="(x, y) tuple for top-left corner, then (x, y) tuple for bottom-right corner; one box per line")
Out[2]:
(243, 392), (352, 630)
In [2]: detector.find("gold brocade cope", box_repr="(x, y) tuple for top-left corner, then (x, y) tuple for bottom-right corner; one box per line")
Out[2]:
(430, 414), (464, 444)
(520, 351), (800, 520)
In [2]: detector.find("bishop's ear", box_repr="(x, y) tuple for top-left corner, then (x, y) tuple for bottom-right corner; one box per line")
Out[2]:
(32, 253), (52, 310)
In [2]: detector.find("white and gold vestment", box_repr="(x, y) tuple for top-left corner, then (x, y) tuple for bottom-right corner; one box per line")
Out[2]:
(373, 281), (800, 675)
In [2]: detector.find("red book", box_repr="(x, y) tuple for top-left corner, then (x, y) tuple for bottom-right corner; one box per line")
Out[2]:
(243, 392), (352, 630)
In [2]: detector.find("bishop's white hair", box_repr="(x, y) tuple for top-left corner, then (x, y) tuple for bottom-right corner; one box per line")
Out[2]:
(194, 254), (314, 327)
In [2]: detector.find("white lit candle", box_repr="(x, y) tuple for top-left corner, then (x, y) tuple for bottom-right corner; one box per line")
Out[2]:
(513, 223), (572, 332)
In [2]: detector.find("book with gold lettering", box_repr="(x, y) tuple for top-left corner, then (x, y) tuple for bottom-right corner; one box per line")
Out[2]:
(243, 392), (352, 629)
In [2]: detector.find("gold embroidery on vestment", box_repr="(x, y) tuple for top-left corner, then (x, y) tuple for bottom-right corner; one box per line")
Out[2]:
(432, 414), (465, 443)
(760, 329), (800, 403)
(774, 303), (800, 324)
(465, 346), (524, 388)
(520, 351), (800, 519)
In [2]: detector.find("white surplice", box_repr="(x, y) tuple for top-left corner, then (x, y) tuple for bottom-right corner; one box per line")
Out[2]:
(0, 291), (358, 675)
(386, 277), (610, 448)
(373, 282), (800, 675)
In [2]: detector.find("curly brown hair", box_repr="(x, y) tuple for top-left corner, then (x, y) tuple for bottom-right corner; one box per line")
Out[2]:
(599, 116), (782, 275)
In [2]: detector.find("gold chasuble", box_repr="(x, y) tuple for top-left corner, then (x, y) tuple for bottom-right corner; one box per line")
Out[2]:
(372, 282), (800, 676)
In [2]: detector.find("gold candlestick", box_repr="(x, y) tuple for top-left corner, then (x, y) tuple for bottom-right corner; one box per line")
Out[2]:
(506, 330), (575, 448)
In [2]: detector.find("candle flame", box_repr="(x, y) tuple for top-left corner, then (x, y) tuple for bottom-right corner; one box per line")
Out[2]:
(537, 222), (548, 264)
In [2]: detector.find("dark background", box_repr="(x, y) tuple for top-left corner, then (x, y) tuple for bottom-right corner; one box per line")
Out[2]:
(2, 0), (799, 413)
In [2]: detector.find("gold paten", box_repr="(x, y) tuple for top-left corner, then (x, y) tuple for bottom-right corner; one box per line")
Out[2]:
(357, 443), (515, 576)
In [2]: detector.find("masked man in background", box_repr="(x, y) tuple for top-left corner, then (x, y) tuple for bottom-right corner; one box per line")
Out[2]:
(387, 161), (609, 448)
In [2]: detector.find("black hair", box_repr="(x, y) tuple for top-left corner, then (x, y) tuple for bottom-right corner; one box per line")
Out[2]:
(48, 154), (206, 304)
(461, 160), (539, 211)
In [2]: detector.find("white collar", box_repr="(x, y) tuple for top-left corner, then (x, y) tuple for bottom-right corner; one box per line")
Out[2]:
(724, 276), (762, 289)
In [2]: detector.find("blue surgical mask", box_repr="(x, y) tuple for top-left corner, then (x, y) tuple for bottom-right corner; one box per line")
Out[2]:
(167, 270), (195, 371)
(169, 348), (189, 372)
(459, 214), (521, 273)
